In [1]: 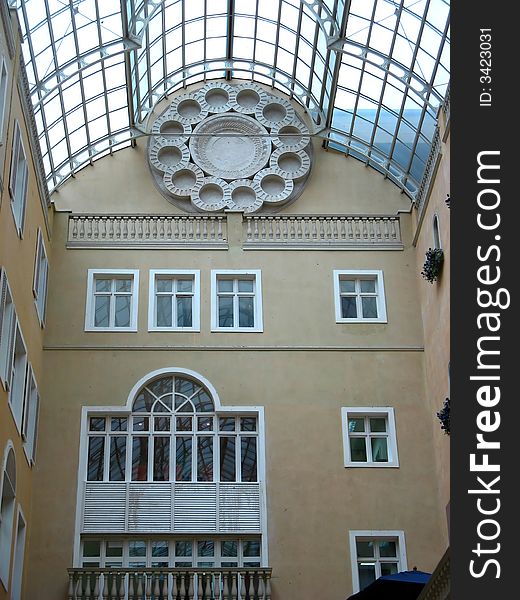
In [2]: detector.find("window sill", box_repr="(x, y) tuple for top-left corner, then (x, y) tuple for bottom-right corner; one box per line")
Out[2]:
(148, 327), (200, 333)
(336, 319), (388, 324)
(211, 328), (264, 333)
(344, 462), (399, 468)
(84, 327), (138, 333)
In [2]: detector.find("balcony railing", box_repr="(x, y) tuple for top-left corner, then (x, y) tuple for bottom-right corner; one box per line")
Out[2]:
(67, 215), (228, 249)
(67, 568), (272, 600)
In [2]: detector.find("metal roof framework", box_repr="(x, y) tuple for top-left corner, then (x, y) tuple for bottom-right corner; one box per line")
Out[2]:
(12, 0), (450, 199)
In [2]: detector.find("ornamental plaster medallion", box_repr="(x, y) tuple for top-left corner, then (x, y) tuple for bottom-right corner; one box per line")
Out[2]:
(147, 81), (313, 213)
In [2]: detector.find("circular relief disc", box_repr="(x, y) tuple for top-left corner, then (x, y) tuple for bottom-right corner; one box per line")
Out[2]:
(253, 168), (294, 203)
(272, 123), (310, 152)
(255, 97), (295, 129)
(163, 163), (205, 198)
(151, 116), (191, 145)
(191, 177), (230, 211)
(149, 139), (191, 172)
(229, 83), (268, 114)
(270, 148), (311, 180)
(170, 92), (209, 125)
(190, 113), (271, 180)
(200, 82), (233, 113)
(227, 179), (263, 213)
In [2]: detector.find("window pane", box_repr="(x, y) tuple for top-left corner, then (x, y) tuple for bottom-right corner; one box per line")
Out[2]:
(371, 438), (388, 462)
(176, 417), (192, 431)
(156, 295), (172, 327)
(197, 437), (214, 481)
(360, 279), (376, 293)
(340, 279), (355, 293)
(111, 417), (127, 431)
(243, 540), (260, 557)
(361, 296), (378, 318)
(114, 295), (131, 327)
(129, 541), (146, 557)
(152, 541), (169, 558)
(154, 416), (171, 431)
(94, 295), (110, 327)
(222, 540), (238, 557)
(176, 437), (192, 481)
(198, 541), (214, 557)
(350, 437), (367, 462)
(90, 417), (106, 431)
(219, 417), (235, 431)
(131, 437), (149, 481)
(240, 417), (257, 432)
(241, 437), (257, 482)
(83, 540), (101, 557)
(341, 296), (357, 318)
(217, 279), (233, 292)
(379, 540), (397, 557)
(369, 418), (386, 432)
(198, 417), (213, 431)
(106, 541), (123, 557)
(156, 279), (172, 292)
(348, 418), (365, 433)
(109, 436), (126, 481)
(238, 279), (253, 292)
(175, 541), (192, 557)
(218, 296), (234, 327)
(177, 296), (193, 327)
(95, 279), (111, 292)
(356, 541), (374, 557)
(358, 563), (376, 590)
(115, 279), (132, 293)
(133, 416), (149, 431)
(177, 279), (193, 293)
(238, 296), (254, 327)
(381, 562), (399, 576)
(87, 437), (105, 481)
(154, 437), (170, 481)
(220, 437), (236, 482)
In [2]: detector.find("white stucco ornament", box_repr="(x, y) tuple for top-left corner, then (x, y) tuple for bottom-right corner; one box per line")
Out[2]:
(148, 82), (312, 213)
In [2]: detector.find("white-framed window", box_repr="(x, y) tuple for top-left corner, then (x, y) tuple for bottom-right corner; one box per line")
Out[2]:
(10, 507), (26, 600)
(85, 269), (139, 332)
(80, 538), (261, 568)
(333, 270), (387, 323)
(0, 269), (16, 390)
(8, 322), (28, 433)
(0, 57), (8, 145)
(349, 531), (407, 593)
(0, 444), (16, 589)
(22, 365), (40, 465)
(211, 270), (263, 332)
(9, 121), (29, 237)
(33, 229), (49, 326)
(341, 407), (399, 468)
(148, 270), (200, 331)
(433, 214), (442, 249)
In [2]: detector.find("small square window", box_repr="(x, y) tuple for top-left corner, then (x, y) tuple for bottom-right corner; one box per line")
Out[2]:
(342, 407), (399, 468)
(350, 531), (407, 593)
(333, 270), (387, 323)
(211, 270), (263, 332)
(85, 269), (139, 331)
(148, 270), (200, 331)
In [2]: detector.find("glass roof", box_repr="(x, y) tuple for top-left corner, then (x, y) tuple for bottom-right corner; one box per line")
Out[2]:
(13, 0), (450, 199)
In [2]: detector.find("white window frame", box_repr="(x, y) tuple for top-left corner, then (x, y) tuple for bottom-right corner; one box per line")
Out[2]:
(85, 269), (139, 332)
(333, 270), (387, 324)
(8, 321), (28, 433)
(9, 505), (26, 600)
(211, 270), (263, 332)
(341, 407), (399, 468)
(0, 57), (8, 145)
(148, 270), (200, 332)
(33, 228), (49, 326)
(0, 269), (16, 391)
(349, 530), (407, 593)
(9, 121), (29, 237)
(22, 365), (40, 466)
(0, 442), (16, 590)
(433, 214), (442, 250)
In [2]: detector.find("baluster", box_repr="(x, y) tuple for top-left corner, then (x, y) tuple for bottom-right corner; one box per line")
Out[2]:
(84, 572), (92, 600)
(246, 218), (252, 241)
(162, 573), (169, 600)
(230, 573), (237, 600)
(257, 575), (265, 600)
(392, 218), (398, 240)
(68, 574), (75, 600)
(145, 573), (152, 600)
(74, 575), (82, 600)
(102, 573), (110, 600)
(252, 218), (259, 240)
(302, 218), (309, 241)
(179, 573), (187, 599)
(187, 573), (194, 600)
(282, 217), (288, 241)
(180, 218), (186, 240)
(128, 573), (135, 600)
(362, 218), (368, 241)
(222, 574), (230, 600)
(214, 573), (221, 600)
(119, 573), (126, 600)
(239, 572), (247, 600)
(136, 574), (144, 599)
(94, 573), (101, 600)
(354, 218), (360, 239)
(71, 217), (78, 240)
(197, 573), (204, 600)
(204, 573), (212, 599)
(153, 572), (161, 599)
(265, 575), (271, 600)
(172, 574), (179, 600)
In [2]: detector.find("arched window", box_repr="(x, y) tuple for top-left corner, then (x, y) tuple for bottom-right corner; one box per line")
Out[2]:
(86, 373), (258, 484)
(433, 214), (442, 249)
(0, 445), (16, 587)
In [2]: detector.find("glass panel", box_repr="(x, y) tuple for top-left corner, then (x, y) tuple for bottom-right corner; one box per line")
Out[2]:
(241, 437), (257, 482)
(191, 389), (214, 412)
(217, 279), (233, 292)
(94, 295), (110, 327)
(152, 541), (169, 558)
(238, 296), (254, 327)
(156, 295), (172, 327)
(129, 541), (146, 557)
(89, 417), (106, 431)
(153, 437), (170, 481)
(198, 541), (214, 557)
(240, 417), (257, 432)
(339, 279), (355, 293)
(371, 438), (389, 462)
(219, 417), (235, 431)
(358, 563), (376, 590)
(177, 279), (193, 293)
(131, 437), (148, 481)
(356, 541), (374, 557)
(115, 279), (132, 292)
(341, 296), (357, 319)
(156, 278), (172, 293)
(197, 437), (214, 481)
(87, 436), (105, 481)
(381, 562), (399, 576)
(106, 541), (123, 557)
(243, 540), (260, 557)
(360, 279), (376, 293)
(198, 416), (213, 431)
(238, 279), (254, 292)
(369, 418), (387, 432)
(176, 296), (193, 327)
(222, 540), (238, 557)
(176, 417), (193, 431)
(350, 437), (367, 462)
(243, 561), (260, 567)
(220, 437), (236, 482)
(379, 540), (397, 557)
(218, 296), (234, 327)
(176, 437), (192, 481)
(83, 540), (101, 557)
(95, 279), (111, 292)
(114, 295), (131, 327)
(175, 541), (193, 557)
(348, 418), (365, 433)
(154, 416), (171, 431)
(109, 436), (126, 481)
(111, 417), (127, 431)
(133, 416), (149, 431)
(361, 296), (378, 319)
